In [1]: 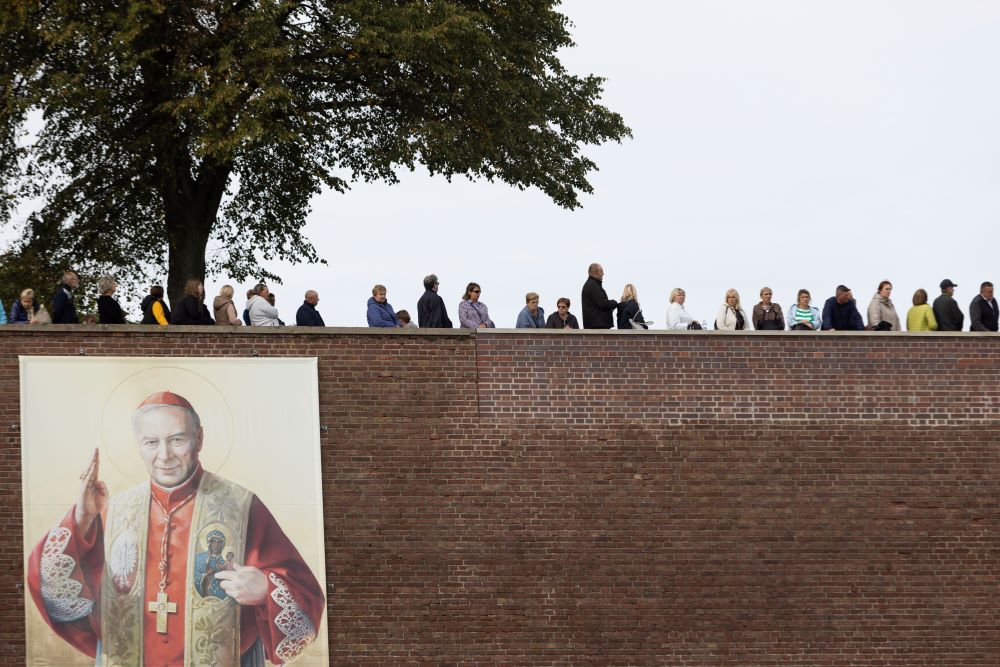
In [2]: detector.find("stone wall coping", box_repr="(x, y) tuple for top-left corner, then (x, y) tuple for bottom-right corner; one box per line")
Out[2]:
(0, 324), (997, 338)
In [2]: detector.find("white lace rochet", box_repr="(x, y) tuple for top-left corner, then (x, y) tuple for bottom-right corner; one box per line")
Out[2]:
(269, 572), (317, 663)
(40, 527), (95, 622)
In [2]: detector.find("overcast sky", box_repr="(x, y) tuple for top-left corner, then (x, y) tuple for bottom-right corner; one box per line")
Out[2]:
(31, 2), (1000, 325)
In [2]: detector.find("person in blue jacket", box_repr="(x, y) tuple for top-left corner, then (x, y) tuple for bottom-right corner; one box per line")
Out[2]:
(515, 292), (546, 328)
(821, 285), (865, 331)
(367, 284), (399, 327)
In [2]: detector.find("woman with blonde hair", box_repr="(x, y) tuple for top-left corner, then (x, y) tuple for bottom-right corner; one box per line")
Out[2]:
(906, 288), (938, 332)
(752, 286), (784, 330)
(715, 288), (748, 330)
(666, 287), (699, 329)
(616, 284), (647, 329)
(213, 284), (243, 325)
(10, 288), (40, 324)
(97, 275), (126, 324)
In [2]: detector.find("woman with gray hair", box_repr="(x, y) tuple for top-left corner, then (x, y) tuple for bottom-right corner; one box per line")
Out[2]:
(516, 292), (545, 328)
(97, 276), (126, 324)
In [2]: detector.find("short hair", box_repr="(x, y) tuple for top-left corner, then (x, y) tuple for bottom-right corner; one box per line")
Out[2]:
(912, 288), (928, 306)
(797, 288), (811, 300)
(525, 292), (539, 304)
(304, 290), (318, 300)
(587, 263), (602, 277)
(246, 288), (255, 299)
(184, 279), (202, 297)
(150, 285), (164, 299)
(463, 282), (480, 300)
(371, 284), (386, 296)
(220, 284), (234, 299)
(97, 276), (116, 295)
(760, 286), (773, 297)
(557, 297), (571, 308)
(20, 288), (34, 300)
(253, 283), (268, 296)
(724, 288), (741, 310)
(877, 280), (892, 292)
(131, 403), (201, 439)
(423, 274), (439, 290)
(982, 281), (994, 290)
(620, 284), (637, 303)
(669, 288), (685, 304)
(396, 309), (411, 323)
(62, 271), (77, 283)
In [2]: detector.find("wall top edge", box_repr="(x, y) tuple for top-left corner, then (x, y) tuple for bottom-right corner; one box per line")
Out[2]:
(0, 325), (996, 338)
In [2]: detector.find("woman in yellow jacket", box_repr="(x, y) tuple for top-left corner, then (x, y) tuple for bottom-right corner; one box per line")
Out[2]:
(906, 288), (938, 331)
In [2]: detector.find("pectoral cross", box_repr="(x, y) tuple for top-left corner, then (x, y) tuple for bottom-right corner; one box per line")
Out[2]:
(147, 591), (177, 633)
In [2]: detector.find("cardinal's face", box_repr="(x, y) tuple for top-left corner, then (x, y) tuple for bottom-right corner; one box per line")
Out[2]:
(135, 406), (204, 487)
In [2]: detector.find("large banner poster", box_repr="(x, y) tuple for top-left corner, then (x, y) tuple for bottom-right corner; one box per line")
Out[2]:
(20, 357), (329, 666)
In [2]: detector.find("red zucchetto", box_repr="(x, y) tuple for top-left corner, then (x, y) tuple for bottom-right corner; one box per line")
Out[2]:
(136, 390), (194, 410)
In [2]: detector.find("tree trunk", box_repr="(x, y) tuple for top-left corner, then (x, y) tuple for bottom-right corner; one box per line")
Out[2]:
(163, 165), (232, 309)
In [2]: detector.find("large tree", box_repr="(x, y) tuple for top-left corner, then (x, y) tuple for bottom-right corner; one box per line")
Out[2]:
(1, 0), (630, 305)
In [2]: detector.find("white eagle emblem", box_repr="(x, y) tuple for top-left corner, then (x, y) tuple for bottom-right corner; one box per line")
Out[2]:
(110, 529), (139, 593)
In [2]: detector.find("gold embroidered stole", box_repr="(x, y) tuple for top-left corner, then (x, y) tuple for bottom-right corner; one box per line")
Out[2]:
(101, 473), (254, 666)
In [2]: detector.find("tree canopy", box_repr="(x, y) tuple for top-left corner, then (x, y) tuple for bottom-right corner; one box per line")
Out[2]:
(0, 0), (631, 305)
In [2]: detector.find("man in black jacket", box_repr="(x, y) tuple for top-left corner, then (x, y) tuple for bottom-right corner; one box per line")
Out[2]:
(581, 263), (617, 329)
(932, 279), (964, 331)
(417, 274), (453, 328)
(296, 290), (326, 326)
(52, 270), (80, 324)
(969, 281), (999, 332)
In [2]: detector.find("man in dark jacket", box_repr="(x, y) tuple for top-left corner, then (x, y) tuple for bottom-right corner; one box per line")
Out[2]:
(52, 270), (80, 324)
(820, 285), (864, 331)
(417, 274), (453, 328)
(969, 281), (999, 332)
(581, 263), (617, 329)
(932, 279), (964, 331)
(296, 290), (326, 326)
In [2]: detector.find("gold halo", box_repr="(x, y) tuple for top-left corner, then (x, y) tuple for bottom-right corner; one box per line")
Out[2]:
(196, 522), (237, 554)
(101, 364), (235, 486)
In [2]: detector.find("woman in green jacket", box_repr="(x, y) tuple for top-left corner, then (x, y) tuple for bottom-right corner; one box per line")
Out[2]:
(906, 289), (938, 331)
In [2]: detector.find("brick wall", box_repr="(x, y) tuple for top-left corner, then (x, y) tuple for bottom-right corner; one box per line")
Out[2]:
(3, 327), (999, 665)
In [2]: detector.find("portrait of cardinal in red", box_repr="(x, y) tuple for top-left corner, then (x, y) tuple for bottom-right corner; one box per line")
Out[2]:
(26, 390), (326, 665)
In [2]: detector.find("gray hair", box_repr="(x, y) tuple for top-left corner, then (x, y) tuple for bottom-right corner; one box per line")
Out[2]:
(423, 274), (439, 290)
(131, 403), (202, 439)
(97, 276), (117, 295)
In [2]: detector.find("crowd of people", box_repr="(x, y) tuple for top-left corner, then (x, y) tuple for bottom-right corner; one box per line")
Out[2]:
(5, 267), (1000, 333)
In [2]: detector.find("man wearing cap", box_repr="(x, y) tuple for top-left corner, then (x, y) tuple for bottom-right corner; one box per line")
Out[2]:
(27, 391), (325, 666)
(932, 279), (964, 332)
(969, 281), (999, 332)
(820, 285), (865, 331)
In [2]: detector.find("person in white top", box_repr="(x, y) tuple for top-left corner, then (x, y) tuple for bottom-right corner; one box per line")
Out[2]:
(246, 283), (282, 326)
(665, 287), (697, 330)
(714, 288), (750, 330)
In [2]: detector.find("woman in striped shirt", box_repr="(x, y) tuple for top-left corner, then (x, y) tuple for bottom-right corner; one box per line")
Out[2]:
(786, 289), (822, 331)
